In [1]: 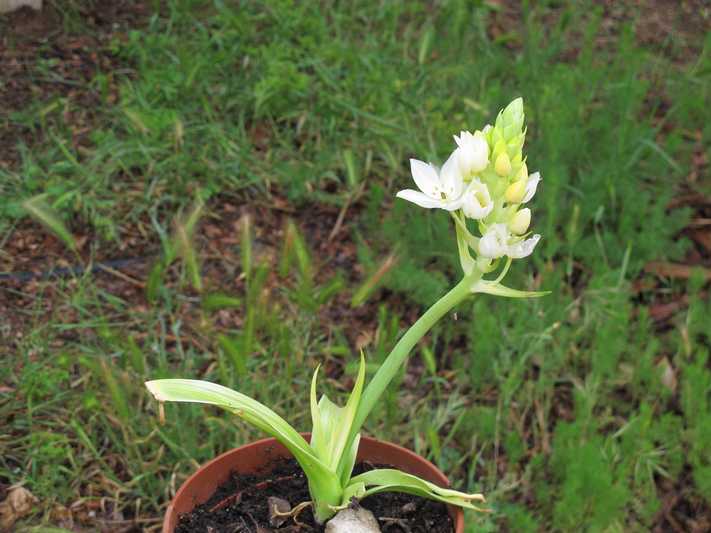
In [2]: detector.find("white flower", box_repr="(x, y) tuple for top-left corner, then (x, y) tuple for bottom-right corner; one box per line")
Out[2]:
(522, 172), (541, 203)
(461, 179), (494, 220)
(453, 130), (489, 176)
(478, 223), (541, 259)
(396, 152), (465, 211)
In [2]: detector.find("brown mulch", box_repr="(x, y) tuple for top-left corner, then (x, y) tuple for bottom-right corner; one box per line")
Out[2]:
(0, 1), (150, 169)
(487, 0), (709, 63)
(637, 185), (711, 325)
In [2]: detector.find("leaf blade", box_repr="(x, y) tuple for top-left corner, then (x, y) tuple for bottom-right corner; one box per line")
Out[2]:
(345, 469), (486, 511)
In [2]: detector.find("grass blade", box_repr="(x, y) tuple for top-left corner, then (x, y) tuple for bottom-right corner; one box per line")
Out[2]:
(241, 213), (253, 280)
(217, 334), (247, 376)
(22, 195), (76, 253)
(351, 253), (397, 307)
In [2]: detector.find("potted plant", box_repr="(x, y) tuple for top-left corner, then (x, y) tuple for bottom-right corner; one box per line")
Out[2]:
(147, 97), (546, 532)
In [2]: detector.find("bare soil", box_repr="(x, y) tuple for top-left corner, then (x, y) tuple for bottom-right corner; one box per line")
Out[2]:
(175, 459), (454, 533)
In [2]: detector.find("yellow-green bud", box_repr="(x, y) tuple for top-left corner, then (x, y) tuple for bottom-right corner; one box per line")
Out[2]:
(505, 179), (526, 203)
(509, 208), (531, 234)
(492, 138), (507, 159)
(495, 152), (512, 177)
(518, 162), (528, 181)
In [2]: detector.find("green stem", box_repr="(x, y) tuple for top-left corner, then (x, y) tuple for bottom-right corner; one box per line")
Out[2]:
(348, 270), (480, 445)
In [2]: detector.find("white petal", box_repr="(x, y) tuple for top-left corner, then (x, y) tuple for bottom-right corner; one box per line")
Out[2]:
(507, 234), (541, 259)
(441, 196), (466, 211)
(454, 130), (489, 176)
(410, 159), (440, 197)
(462, 180), (494, 220)
(439, 150), (465, 199)
(469, 134), (489, 173)
(478, 223), (509, 258)
(396, 189), (445, 209)
(453, 130), (471, 148)
(522, 172), (541, 203)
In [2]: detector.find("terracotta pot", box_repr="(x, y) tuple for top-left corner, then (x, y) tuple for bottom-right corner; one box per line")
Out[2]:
(163, 435), (465, 532)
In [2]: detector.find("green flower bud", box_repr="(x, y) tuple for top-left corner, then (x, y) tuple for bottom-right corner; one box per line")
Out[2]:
(509, 208), (531, 235)
(496, 98), (524, 141)
(495, 152), (512, 177)
(491, 129), (504, 149)
(503, 124), (518, 142)
(492, 139), (507, 160)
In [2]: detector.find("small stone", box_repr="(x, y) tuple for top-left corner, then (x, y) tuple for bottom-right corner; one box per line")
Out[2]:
(267, 496), (291, 527)
(401, 502), (417, 513)
(0, 0), (42, 14)
(325, 506), (381, 533)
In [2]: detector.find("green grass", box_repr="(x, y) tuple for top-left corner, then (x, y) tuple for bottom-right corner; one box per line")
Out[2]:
(1, 1), (710, 531)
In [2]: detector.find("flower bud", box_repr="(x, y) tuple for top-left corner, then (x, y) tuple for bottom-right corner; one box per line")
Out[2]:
(518, 162), (528, 181)
(495, 152), (512, 177)
(509, 208), (531, 234)
(454, 130), (489, 176)
(496, 98), (524, 141)
(492, 138), (506, 159)
(505, 179), (526, 203)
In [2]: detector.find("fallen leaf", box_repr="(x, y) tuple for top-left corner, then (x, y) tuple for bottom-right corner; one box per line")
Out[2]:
(0, 486), (39, 530)
(667, 193), (711, 209)
(689, 230), (711, 254)
(657, 357), (677, 393)
(644, 262), (711, 281)
(649, 296), (689, 322)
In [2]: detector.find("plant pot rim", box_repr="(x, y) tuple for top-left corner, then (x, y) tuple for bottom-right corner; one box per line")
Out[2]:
(163, 434), (465, 533)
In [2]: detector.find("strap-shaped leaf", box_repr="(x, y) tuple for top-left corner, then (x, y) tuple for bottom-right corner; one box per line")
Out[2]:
(310, 354), (366, 481)
(344, 469), (486, 511)
(145, 379), (339, 497)
(338, 432), (360, 488)
(471, 279), (549, 298)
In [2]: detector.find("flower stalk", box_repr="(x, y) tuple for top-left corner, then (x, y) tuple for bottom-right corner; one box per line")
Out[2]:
(145, 97), (546, 525)
(345, 269), (481, 466)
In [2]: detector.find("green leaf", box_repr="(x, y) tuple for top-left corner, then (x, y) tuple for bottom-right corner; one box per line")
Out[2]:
(145, 259), (168, 303)
(310, 353), (366, 484)
(344, 469), (486, 511)
(201, 293), (242, 311)
(471, 280), (549, 298)
(217, 334), (247, 376)
(145, 379), (341, 512)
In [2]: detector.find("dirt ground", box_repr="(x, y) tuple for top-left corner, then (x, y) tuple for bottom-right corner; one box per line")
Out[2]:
(1, 2), (710, 531)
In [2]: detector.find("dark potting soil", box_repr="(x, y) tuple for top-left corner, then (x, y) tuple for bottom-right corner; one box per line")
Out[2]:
(175, 459), (455, 533)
